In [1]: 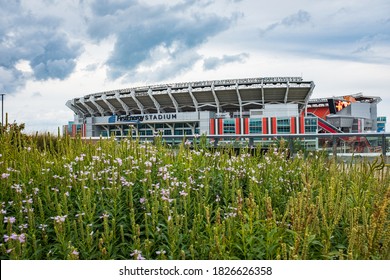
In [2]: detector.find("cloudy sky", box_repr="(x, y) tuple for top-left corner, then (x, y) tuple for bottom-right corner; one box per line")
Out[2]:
(1, 0), (390, 133)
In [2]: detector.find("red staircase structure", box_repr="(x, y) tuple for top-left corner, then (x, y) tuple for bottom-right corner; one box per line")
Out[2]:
(307, 113), (376, 153)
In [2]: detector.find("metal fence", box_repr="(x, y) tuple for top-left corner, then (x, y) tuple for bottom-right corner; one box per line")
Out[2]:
(112, 132), (390, 160)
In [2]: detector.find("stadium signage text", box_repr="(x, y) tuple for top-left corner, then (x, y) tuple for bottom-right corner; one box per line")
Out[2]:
(168, 77), (303, 89)
(115, 113), (177, 123)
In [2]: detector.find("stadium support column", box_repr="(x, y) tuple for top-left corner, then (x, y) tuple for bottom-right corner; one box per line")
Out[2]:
(147, 88), (162, 114)
(188, 85), (199, 113)
(90, 96), (105, 116)
(284, 82), (289, 103)
(299, 116), (305, 134)
(130, 89), (145, 114)
(66, 100), (86, 119)
(302, 81), (315, 116)
(115, 91), (131, 115)
(167, 87), (179, 113)
(290, 117), (296, 134)
(102, 94), (117, 115)
(80, 97), (96, 117)
(211, 82), (221, 114)
(235, 83), (244, 134)
(261, 82), (265, 107)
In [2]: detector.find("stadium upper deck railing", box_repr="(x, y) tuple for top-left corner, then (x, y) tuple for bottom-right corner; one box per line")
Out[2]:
(102, 132), (390, 160)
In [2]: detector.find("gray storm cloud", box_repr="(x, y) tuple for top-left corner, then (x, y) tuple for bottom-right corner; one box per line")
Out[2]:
(2, 0), (389, 95)
(86, 0), (239, 81)
(0, 1), (82, 93)
(0, 0), (240, 92)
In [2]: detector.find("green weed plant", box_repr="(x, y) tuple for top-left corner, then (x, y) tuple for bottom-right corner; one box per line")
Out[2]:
(0, 126), (389, 260)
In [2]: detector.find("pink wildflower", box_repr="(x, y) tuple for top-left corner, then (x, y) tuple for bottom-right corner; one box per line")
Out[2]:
(18, 233), (26, 243)
(4, 216), (16, 224)
(156, 250), (166, 255)
(115, 158), (123, 166)
(10, 233), (18, 240)
(179, 190), (188, 196)
(130, 250), (145, 260)
(100, 213), (109, 219)
(52, 215), (67, 223)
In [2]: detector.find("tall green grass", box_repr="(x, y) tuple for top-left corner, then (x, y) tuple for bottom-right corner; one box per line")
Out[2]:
(0, 126), (389, 259)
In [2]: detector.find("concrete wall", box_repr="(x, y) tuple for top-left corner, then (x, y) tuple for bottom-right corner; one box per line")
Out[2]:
(350, 103), (371, 119)
(261, 104), (299, 117)
(199, 111), (212, 134)
(335, 103), (371, 119)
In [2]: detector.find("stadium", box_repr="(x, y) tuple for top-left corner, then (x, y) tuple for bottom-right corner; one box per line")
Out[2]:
(65, 77), (385, 150)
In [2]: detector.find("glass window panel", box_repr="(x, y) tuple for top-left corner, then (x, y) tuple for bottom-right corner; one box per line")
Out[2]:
(249, 119), (262, 134)
(277, 118), (290, 134)
(223, 119), (236, 134)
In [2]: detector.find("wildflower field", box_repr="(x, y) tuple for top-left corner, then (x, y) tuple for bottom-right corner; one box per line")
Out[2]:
(0, 125), (389, 260)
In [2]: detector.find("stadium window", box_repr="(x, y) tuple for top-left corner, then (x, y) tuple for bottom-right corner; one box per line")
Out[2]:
(277, 118), (290, 134)
(139, 129), (153, 136)
(223, 119), (236, 134)
(76, 125), (83, 133)
(249, 119), (262, 134)
(184, 129), (192, 135)
(174, 129), (182, 135)
(304, 118), (317, 133)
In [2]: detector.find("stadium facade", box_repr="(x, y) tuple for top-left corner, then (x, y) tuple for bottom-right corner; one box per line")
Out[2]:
(65, 77), (384, 142)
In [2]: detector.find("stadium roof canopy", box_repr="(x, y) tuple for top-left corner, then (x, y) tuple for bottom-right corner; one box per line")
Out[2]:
(66, 77), (315, 117)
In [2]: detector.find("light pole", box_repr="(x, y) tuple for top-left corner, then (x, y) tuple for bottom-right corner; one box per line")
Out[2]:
(0, 93), (4, 126)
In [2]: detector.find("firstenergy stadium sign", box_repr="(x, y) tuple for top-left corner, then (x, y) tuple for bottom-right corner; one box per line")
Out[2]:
(109, 113), (178, 123)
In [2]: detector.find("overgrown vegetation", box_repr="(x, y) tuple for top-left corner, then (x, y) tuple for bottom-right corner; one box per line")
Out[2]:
(0, 125), (389, 260)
